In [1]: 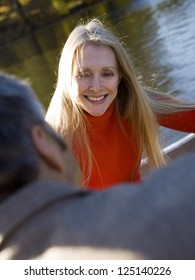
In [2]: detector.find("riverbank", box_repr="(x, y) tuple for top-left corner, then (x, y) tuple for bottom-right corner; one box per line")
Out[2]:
(0, 0), (109, 47)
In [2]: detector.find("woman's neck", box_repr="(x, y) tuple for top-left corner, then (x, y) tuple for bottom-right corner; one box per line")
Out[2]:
(84, 102), (115, 128)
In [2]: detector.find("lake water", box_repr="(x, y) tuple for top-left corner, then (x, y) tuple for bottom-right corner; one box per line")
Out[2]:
(0, 0), (195, 147)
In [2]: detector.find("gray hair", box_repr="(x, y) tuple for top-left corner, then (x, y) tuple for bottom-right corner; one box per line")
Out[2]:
(0, 72), (57, 200)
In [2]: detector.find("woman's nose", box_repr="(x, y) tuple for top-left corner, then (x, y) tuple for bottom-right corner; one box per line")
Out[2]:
(89, 76), (102, 92)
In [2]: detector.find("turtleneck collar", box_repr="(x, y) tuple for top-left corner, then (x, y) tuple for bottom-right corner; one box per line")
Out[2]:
(84, 101), (116, 129)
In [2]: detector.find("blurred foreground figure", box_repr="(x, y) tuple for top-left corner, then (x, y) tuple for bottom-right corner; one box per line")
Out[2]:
(0, 72), (195, 260)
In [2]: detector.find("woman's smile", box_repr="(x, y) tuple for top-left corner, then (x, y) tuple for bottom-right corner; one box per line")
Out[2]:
(85, 94), (108, 103)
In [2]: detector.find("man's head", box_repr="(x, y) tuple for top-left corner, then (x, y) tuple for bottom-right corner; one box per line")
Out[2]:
(0, 72), (80, 200)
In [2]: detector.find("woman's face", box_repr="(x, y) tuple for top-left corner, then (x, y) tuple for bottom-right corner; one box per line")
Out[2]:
(71, 44), (120, 116)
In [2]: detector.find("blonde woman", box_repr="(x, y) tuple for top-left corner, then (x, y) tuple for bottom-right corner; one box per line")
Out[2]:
(46, 19), (195, 190)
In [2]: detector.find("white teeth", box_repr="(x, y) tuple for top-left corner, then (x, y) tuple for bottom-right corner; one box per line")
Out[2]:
(87, 95), (105, 102)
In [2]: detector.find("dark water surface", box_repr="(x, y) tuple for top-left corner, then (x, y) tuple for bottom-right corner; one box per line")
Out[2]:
(0, 0), (195, 145)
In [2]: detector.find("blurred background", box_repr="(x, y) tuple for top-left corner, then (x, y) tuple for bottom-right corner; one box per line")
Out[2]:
(0, 0), (195, 146)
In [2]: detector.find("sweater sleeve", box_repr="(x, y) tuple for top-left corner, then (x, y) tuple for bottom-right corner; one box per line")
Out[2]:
(157, 110), (195, 133)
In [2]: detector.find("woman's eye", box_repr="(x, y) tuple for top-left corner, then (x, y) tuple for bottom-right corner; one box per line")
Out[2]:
(77, 72), (91, 79)
(102, 72), (114, 77)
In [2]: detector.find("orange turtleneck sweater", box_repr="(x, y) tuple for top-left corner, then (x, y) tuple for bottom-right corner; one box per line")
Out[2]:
(73, 103), (195, 190)
(73, 103), (141, 190)
(83, 103), (141, 190)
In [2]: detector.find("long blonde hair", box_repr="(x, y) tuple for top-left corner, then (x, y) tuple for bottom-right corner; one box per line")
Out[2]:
(46, 18), (195, 184)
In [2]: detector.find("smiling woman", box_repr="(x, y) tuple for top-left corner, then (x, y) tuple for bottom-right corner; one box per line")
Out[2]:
(71, 44), (120, 117)
(45, 18), (195, 190)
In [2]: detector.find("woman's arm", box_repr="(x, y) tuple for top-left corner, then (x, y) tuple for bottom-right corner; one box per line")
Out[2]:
(157, 110), (195, 132)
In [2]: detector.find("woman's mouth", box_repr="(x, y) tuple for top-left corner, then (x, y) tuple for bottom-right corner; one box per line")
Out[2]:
(85, 95), (107, 103)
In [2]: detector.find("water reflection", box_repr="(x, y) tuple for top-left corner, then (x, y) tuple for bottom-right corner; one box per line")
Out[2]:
(0, 0), (194, 144)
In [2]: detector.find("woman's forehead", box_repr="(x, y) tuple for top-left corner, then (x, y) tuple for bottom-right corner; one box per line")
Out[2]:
(73, 44), (117, 68)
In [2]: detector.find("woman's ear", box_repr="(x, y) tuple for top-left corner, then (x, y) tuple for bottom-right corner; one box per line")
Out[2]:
(31, 125), (65, 172)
